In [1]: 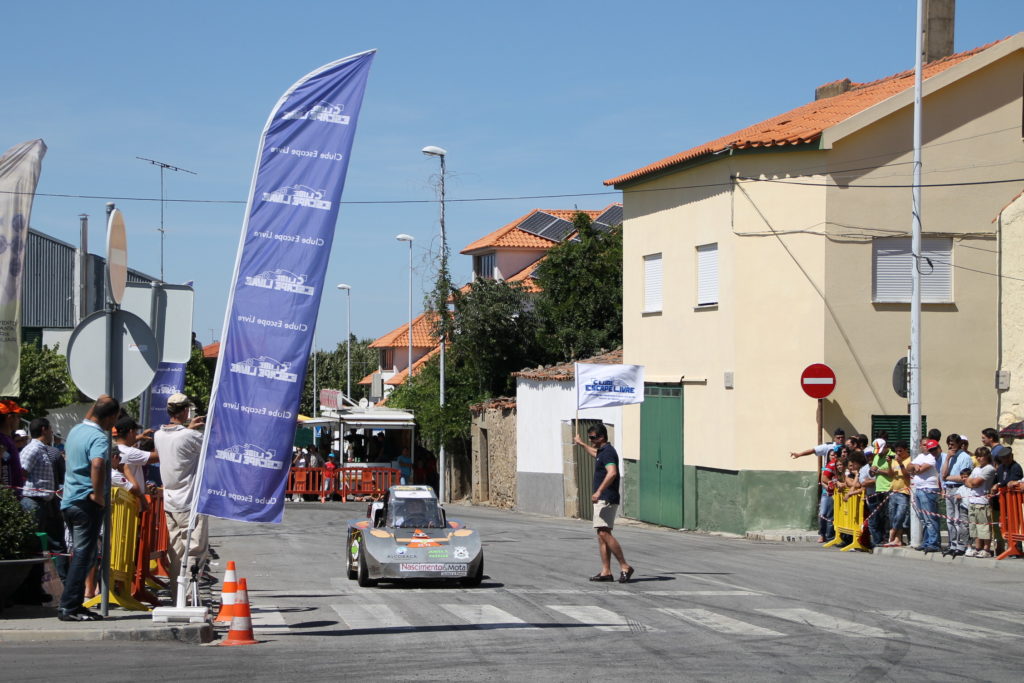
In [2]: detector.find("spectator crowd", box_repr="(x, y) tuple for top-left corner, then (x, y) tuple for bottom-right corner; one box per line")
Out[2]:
(793, 427), (1024, 556)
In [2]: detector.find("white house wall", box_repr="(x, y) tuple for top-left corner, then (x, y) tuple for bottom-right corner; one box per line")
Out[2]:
(516, 377), (622, 517)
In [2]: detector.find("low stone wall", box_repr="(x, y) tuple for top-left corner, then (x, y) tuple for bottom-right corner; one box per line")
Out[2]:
(470, 401), (517, 509)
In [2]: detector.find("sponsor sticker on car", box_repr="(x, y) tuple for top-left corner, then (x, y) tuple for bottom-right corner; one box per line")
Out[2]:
(400, 563), (468, 572)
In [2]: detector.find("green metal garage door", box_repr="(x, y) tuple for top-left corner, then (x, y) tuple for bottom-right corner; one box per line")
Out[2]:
(639, 384), (684, 528)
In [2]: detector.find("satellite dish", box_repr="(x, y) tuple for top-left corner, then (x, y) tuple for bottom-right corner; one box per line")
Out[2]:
(358, 398), (369, 408)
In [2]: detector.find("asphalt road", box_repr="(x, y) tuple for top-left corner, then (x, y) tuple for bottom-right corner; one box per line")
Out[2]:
(5, 502), (1024, 682)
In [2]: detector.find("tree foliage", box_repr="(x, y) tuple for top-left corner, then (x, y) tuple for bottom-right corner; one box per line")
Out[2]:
(17, 343), (77, 417)
(533, 212), (622, 362)
(450, 278), (541, 396)
(299, 336), (378, 416)
(185, 346), (213, 414)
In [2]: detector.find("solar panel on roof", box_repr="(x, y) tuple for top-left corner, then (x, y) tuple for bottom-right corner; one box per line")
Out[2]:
(593, 205), (623, 232)
(537, 218), (575, 242)
(516, 211), (561, 237)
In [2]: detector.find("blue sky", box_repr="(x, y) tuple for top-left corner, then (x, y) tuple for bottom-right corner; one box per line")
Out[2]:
(4, 1), (1022, 350)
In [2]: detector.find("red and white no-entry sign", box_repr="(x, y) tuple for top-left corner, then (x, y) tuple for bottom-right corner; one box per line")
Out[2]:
(800, 363), (836, 399)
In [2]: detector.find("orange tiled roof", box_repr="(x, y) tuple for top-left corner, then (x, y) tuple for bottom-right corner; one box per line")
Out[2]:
(605, 39), (1005, 187)
(513, 348), (624, 382)
(203, 342), (219, 359)
(505, 258), (544, 293)
(386, 346), (441, 385)
(461, 209), (602, 253)
(369, 311), (439, 349)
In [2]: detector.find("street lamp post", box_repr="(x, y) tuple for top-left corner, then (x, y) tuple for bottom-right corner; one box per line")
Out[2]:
(422, 144), (448, 502)
(336, 284), (352, 400)
(396, 235), (415, 389)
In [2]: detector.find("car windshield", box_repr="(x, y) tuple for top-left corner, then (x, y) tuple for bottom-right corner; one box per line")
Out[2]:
(387, 497), (444, 528)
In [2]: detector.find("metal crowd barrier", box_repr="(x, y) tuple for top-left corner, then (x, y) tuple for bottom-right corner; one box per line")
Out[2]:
(133, 490), (168, 607)
(822, 490), (870, 552)
(287, 467), (400, 502)
(997, 488), (1024, 560)
(83, 487), (150, 611)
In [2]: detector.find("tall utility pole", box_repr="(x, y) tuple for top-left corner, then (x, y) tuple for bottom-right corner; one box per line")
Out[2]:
(909, 0), (924, 456)
(137, 157), (196, 282)
(422, 145), (448, 502)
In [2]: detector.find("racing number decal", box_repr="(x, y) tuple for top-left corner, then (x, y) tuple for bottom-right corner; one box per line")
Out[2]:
(350, 536), (360, 560)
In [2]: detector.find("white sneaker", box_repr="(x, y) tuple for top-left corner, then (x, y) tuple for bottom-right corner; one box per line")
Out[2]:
(964, 548), (977, 557)
(975, 550), (992, 559)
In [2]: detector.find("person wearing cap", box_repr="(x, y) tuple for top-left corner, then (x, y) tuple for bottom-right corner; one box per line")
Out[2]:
(906, 438), (942, 552)
(153, 393), (208, 588)
(0, 399), (28, 499)
(59, 394), (120, 621)
(791, 428), (845, 543)
(114, 416), (158, 512)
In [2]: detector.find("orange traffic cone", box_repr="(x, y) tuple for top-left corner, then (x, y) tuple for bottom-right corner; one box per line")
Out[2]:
(220, 578), (259, 646)
(214, 561), (238, 623)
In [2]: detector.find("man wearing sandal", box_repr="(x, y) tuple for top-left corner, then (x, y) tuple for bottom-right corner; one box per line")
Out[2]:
(574, 424), (634, 583)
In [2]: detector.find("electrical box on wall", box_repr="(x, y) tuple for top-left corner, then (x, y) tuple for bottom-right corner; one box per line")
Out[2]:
(724, 371), (734, 390)
(996, 371), (1011, 391)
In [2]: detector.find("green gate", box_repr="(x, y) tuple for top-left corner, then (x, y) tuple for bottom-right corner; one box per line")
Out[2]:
(639, 384), (684, 528)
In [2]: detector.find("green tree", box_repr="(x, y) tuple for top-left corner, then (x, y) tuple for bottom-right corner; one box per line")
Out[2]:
(17, 343), (77, 417)
(299, 336), (379, 415)
(450, 278), (541, 396)
(184, 346), (213, 414)
(534, 211), (622, 362)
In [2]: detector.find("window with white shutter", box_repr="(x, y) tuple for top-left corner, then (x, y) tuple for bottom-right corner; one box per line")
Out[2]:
(872, 237), (953, 303)
(696, 243), (718, 307)
(643, 253), (663, 313)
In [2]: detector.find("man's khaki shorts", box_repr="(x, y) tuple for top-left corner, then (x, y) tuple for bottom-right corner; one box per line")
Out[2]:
(593, 500), (618, 529)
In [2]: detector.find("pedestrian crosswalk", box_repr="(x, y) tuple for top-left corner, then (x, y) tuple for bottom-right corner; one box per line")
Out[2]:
(287, 598), (1024, 642)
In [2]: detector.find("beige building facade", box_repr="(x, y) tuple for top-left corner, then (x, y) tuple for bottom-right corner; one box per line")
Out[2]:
(608, 35), (1024, 534)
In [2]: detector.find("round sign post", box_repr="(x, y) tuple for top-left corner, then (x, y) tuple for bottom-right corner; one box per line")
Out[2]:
(106, 209), (128, 306)
(800, 363), (836, 400)
(801, 363), (837, 516)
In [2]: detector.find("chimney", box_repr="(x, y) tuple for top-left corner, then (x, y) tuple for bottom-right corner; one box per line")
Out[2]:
(923, 0), (955, 63)
(815, 78), (852, 100)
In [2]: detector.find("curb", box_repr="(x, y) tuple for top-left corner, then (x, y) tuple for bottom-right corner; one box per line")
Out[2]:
(745, 531), (820, 543)
(0, 622), (214, 644)
(870, 546), (1024, 572)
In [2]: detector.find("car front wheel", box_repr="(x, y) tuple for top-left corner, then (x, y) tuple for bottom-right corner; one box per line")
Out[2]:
(357, 546), (378, 587)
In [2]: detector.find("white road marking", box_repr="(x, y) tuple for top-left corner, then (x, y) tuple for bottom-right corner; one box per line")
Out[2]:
(505, 588), (758, 597)
(659, 608), (785, 636)
(332, 603), (412, 630)
(757, 608), (896, 638)
(440, 603), (539, 630)
(249, 605), (288, 633)
(879, 610), (1020, 640)
(547, 605), (655, 632)
(981, 610), (1024, 627)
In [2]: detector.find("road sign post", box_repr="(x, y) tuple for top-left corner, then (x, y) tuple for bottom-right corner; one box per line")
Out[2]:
(801, 363), (836, 530)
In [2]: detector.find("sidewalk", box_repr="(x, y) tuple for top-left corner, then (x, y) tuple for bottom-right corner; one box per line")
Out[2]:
(0, 603), (213, 643)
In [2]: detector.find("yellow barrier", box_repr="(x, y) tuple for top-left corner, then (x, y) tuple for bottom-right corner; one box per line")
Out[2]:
(84, 487), (150, 611)
(822, 490), (870, 552)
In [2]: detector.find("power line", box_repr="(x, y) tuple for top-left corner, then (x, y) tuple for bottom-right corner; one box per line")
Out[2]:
(734, 175), (1024, 189)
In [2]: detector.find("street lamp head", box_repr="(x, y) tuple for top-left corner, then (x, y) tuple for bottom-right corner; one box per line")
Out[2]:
(421, 145), (447, 158)
(395, 234), (414, 242)
(336, 283), (351, 291)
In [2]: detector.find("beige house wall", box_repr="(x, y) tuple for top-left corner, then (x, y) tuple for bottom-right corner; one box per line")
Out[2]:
(999, 196), (1024, 427)
(622, 150), (827, 474)
(622, 47), (1024, 485)
(819, 51), (1023, 441)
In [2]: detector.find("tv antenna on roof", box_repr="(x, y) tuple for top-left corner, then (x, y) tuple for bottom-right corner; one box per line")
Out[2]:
(136, 157), (197, 282)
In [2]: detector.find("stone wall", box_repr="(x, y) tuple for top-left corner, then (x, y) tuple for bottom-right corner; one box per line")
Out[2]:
(470, 401), (517, 509)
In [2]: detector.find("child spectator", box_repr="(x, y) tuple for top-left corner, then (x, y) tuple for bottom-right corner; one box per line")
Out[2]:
(965, 447), (997, 558)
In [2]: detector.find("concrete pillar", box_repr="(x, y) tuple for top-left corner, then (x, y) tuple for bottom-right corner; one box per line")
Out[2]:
(923, 0), (955, 63)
